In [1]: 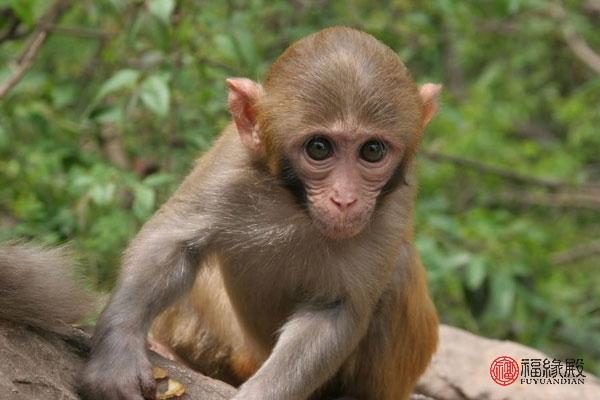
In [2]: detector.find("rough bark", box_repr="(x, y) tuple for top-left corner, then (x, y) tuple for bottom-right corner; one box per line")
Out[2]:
(0, 322), (598, 400)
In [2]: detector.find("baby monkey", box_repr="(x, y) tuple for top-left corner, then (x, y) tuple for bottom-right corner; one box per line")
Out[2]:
(81, 27), (441, 400)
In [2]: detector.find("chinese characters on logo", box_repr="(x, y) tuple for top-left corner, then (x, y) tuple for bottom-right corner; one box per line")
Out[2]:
(520, 358), (586, 384)
(490, 356), (586, 386)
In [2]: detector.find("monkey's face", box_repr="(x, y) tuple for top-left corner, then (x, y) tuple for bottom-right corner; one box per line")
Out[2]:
(280, 126), (403, 240)
(226, 28), (441, 240)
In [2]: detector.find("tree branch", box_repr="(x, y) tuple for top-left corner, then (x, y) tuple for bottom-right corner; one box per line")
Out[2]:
(551, 239), (600, 265)
(0, 0), (71, 99)
(583, 0), (600, 17)
(496, 189), (600, 210)
(562, 26), (600, 75)
(421, 150), (584, 190)
(40, 24), (115, 39)
(549, 2), (600, 75)
(441, 25), (466, 99)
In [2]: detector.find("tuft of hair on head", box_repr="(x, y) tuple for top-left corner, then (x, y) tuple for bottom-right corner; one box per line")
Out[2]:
(0, 241), (96, 333)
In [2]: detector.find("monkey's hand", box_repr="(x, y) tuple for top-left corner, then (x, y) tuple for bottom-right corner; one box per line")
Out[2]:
(80, 334), (156, 400)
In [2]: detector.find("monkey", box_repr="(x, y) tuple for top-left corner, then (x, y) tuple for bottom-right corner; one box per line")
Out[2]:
(0, 242), (94, 334)
(80, 26), (441, 400)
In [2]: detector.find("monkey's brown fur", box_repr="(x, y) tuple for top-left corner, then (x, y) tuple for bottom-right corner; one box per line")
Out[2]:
(151, 27), (439, 398)
(259, 27), (423, 175)
(0, 242), (94, 333)
(81, 27), (440, 400)
(152, 234), (438, 399)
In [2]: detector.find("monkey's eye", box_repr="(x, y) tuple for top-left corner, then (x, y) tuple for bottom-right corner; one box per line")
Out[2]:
(305, 137), (333, 161)
(360, 140), (387, 163)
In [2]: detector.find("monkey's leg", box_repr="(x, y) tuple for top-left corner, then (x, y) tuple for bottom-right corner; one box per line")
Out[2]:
(340, 264), (438, 400)
(148, 337), (180, 361)
(151, 263), (262, 385)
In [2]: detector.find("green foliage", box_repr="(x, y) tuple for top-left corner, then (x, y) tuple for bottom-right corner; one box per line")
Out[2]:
(0, 0), (598, 374)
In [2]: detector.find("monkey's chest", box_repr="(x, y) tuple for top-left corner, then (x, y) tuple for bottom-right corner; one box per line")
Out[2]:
(216, 239), (340, 348)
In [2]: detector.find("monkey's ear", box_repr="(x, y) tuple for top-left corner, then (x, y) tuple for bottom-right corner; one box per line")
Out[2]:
(419, 83), (442, 128)
(226, 77), (264, 152)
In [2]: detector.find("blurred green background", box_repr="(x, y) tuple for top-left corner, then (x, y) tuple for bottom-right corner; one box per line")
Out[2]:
(1, 0), (599, 374)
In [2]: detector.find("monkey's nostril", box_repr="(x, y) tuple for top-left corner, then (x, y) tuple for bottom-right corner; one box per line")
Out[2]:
(330, 197), (357, 211)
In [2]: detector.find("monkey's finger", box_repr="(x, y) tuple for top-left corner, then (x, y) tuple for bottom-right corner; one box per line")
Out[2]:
(139, 376), (157, 400)
(122, 394), (146, 400)
(116, 387), (149, 400)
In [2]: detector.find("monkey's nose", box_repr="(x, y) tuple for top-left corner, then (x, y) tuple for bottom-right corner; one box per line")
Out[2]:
(330, 196), (357, 211)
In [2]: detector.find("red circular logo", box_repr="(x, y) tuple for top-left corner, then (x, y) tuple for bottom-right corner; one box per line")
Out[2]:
(490, 356), (519, 386)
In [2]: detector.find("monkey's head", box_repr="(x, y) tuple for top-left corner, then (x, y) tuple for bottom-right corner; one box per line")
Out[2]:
(227, 27), (440, 240)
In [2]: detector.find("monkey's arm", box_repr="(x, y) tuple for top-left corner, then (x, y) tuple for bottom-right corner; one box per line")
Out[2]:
(234, 300), (371, 400)
(80, 211), (212, 400)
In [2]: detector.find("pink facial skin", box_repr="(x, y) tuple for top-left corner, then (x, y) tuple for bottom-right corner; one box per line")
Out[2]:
(285, 128), (402, 240)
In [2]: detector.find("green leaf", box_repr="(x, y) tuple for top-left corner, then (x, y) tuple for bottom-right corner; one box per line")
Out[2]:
(89, 183), (116, 206)
(140, 74), (170, 117)
(148, 0), (175, 24)
(490, 272), (516, 319)
(133, 185), (156, 219)
(445, 251), (471, 269)
(92, 106), (124, 124)
(0, 124), (7, 150)
(465, 257), (487, 290)
(143, 173), (174, 187)
(9, 0), (44, 26)
(97, 69), (141, 101)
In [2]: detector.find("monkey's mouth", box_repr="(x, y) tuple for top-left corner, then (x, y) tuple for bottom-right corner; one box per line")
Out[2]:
(312, 217), (367, 240)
